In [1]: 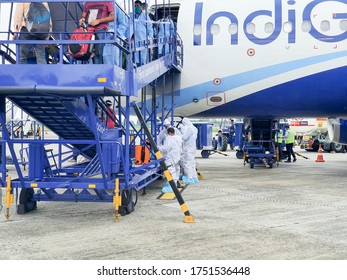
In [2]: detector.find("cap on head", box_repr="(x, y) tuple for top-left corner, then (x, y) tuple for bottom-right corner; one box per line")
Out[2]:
(106, 100), (112, 106)
(285, 123), (290, 128)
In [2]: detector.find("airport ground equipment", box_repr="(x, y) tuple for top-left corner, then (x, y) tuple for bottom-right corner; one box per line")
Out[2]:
(216, 119), (243, 151)
(243, 141), (277, 168)
(242, 119), (277, 168)
(0, 0), (184, 218)
(193, 122), (213, 150)
(200, 147), (228, 158)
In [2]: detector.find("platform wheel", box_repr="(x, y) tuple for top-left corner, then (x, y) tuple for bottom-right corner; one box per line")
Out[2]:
(201, 150), (210, 158)
(250, 159), (254, 169)
(120, 188), (138, 216)
(236, 150), (243, 159)
(17, 188), (37, 214)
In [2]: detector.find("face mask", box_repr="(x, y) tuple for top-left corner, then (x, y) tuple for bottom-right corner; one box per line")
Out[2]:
(135, 6), (141, 14)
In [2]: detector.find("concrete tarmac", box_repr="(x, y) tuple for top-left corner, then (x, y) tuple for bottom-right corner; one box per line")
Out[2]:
(1, 147), (347, 260)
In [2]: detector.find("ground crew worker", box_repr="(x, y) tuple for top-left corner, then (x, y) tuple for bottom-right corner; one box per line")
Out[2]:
(158, 127), (182, 193)
(157, 118), (181, 145)
(274, 129), (283, 161)
(179, 117), (199, 184)
(283, 124), (296, 163)
(229, 119), (236, 150)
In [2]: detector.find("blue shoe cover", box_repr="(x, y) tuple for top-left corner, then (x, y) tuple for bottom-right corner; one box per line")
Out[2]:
(164, 181), (170, 187)
(192, 177), (199, 184)
(181, 176), (189, 184)
(162, 185), (173, 193)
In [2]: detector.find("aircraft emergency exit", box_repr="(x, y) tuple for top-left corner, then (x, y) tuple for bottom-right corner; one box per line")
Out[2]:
(151, 0), (347, 144)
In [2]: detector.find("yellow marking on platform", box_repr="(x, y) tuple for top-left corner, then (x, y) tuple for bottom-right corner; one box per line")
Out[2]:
(98, 77), (107, 83)
(88, 184), (96, 189)
(30, 183), (38, 187)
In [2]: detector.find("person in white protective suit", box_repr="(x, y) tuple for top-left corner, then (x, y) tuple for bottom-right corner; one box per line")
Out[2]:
(103, 5), (128, 66)
(157, 118), (181, 145)
(157, 13), (175, 57)
(159, 127), (183, 193)
(126, 0), (154, 66)
(179, 118), (199, 184)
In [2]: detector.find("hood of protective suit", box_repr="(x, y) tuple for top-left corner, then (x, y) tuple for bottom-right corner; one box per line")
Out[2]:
(182, 118), (192, 126)
(163, 119), (171, 126)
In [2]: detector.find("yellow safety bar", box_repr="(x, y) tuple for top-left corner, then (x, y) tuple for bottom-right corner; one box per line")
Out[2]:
(5, 176), (13, 221)
(113, 178), (121, 222)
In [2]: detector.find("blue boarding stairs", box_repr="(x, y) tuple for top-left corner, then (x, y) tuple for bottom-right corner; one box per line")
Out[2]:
(0, 0), (183, 219)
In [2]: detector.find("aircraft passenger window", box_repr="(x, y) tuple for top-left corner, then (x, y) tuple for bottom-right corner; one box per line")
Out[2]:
(193, 24), (202, 35)
(340, 20), (347, 31)
(302, 21), (312, 32)
(228, 23), (238, 35)
(283, 21), (292, 33)
(320, 20), (330, 32)
(211, 24), (220, 35)
(246, 23), (255, 34)
(265, 22), (274, 34)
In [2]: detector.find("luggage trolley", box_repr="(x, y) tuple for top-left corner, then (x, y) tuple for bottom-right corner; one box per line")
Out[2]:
(243, 140), (277, 168)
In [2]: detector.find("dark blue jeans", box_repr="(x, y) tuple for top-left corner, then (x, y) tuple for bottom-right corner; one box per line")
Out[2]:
(93, 29), (107, 64)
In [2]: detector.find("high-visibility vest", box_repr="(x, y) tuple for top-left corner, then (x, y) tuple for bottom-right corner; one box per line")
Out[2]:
(275, 130), (283, 143)
(285, 129), (295, 144)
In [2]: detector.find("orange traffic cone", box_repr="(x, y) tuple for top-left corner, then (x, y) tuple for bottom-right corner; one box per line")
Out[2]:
(315, 144), (325, 162)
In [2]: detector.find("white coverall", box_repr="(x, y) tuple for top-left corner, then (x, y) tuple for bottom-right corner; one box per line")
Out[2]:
(157, 17), (175, 56)
(180, 118), (199, 184)
(103, 5), (128, 66)
(127, 10), (154, 66)
(157, 125), (181, 145)
(159, 133), (182, 193)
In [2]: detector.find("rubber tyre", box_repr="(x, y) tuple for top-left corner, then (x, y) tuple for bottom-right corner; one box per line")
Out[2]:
(250, 159), (254, 169)
(201, 150), (210, 158)
(218, 133), (228, 151)
(236, 150), (243, 159)
(18, 188), (37, 214)
(332, 142), (345, 153)
(120, 189), (137, 216)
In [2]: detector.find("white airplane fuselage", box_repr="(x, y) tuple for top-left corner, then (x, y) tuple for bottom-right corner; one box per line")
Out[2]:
(155, 0), (347, 119)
